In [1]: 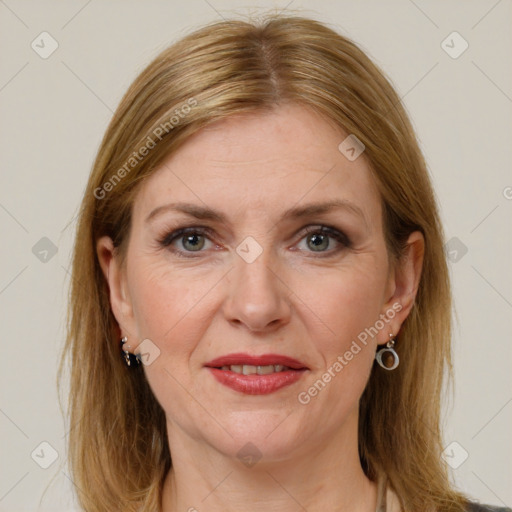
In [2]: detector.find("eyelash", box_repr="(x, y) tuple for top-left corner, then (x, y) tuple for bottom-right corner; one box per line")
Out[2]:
(157, 225), (351, 258)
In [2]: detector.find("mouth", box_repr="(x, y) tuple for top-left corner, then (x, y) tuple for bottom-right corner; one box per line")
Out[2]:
(205, 352), (308, 371)
(215, 363), (298, 375)
(204, 353), (309, 395)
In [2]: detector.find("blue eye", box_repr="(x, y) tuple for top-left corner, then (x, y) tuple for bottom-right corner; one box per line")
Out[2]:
(180, 233), (206, 251)
(158, 225), (350, 258)
(298, 226), (351, 254)
(159, 227), (214, 255)
(306, 232), (330, 251)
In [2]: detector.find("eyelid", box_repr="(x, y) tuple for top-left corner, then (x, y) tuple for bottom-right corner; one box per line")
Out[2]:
(296, 224), (351, 251)
(158, 223), (351, 257)
(159, 226), (216, 247)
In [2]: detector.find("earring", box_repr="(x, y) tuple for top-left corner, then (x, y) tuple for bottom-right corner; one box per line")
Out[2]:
(375, 334), (399, 371)
(120, 336), (140, 367)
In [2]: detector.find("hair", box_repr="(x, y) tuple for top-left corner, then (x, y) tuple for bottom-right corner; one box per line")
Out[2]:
(60, 14), (469, 512)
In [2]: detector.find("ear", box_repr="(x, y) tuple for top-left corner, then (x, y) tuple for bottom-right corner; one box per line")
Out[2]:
(96, 236), (137, 344)
(377, 231), (425, 344)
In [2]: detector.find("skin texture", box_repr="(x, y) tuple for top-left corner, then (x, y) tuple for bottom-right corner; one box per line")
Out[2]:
(98, 104), (424, 512)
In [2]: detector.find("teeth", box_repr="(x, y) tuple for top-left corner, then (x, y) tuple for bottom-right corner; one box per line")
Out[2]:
(222, 364), (291, 374)
(256, 365), (274, 375)
(242, 365), (257, 375)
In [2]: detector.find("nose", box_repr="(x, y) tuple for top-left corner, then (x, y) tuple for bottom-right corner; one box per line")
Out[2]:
(222, 248), (292, 333)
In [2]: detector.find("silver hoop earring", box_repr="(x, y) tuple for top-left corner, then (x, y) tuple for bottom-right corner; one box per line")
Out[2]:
(375, 334), (399, 371)
(120, 336), (140, 367)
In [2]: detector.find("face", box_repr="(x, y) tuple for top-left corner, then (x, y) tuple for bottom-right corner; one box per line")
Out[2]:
(100, 103), (417, 464)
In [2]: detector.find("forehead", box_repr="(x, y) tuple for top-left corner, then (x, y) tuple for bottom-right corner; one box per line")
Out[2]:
(133, 104), (381, 225)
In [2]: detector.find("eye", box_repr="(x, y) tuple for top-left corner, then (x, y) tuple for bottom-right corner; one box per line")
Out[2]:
(159, 227), (215, 256)
(181, 233), (206, 251)
(158, 224), (350, 258)
(306, 232), (329, 251)
(296, 226), (350, 254)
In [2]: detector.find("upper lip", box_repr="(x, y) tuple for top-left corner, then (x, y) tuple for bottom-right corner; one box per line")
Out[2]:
(205, 353), (308, 370)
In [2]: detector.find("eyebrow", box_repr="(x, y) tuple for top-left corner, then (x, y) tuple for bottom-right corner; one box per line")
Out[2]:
(146, 199), (368, 227)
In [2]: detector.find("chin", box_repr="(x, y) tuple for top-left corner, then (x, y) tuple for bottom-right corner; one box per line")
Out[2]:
(202, 409), (315, 463)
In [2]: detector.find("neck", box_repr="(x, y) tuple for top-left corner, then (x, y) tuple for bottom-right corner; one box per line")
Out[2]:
(160, 412), (378, 512)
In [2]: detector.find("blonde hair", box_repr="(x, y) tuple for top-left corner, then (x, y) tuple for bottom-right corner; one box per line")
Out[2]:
(61, 15), (469, 511)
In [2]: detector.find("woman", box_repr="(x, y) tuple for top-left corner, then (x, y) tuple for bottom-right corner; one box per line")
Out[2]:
(61, 15), (510, 512)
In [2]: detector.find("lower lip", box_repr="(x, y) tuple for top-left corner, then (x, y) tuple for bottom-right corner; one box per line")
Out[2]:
(207, 368), (306, 395)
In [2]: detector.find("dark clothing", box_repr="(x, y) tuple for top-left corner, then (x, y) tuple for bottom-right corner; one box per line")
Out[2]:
(466, 503), (511, 512)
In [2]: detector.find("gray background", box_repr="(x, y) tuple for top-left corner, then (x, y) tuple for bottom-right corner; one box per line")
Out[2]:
(0, 1), (511, 510)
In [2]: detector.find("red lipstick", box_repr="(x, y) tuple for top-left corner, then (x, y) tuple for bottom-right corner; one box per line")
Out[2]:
(204, 353), (308, 395)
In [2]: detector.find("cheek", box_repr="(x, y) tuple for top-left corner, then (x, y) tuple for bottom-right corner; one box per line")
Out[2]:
(295, 261), (388, 347)
(128, 257), (216, 341)
(125, 257), (229, 437)
(291, 258), (389, 401)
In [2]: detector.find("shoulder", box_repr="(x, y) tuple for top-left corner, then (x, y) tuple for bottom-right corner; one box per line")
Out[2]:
(465, 502), (512, 512)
